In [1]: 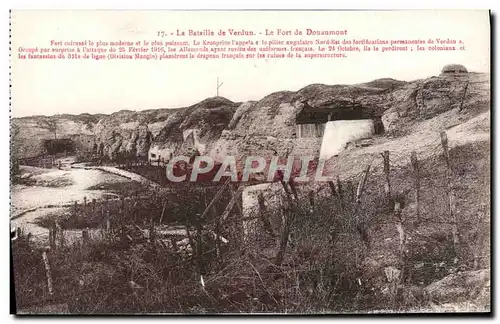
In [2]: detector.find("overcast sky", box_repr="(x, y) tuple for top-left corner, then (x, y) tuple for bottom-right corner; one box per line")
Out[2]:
(10, 10), (490, 117)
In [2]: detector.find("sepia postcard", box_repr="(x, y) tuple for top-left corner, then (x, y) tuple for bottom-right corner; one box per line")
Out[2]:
(9, 10), (491, 315)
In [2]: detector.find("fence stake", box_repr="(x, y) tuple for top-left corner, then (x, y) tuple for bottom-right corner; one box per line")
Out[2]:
(327, 181), (338, 197)
(83, 196), (87, 220)
(120, 197), (125, 220)
(275, 204), (293, 267)
(42, 251), (53, 296)
(410, 151), (421, 223)
(381, 151), (391, 201)
(195, 212), (204, 275)
(149, 215), (156, 251)
(394, 202), (405, 262)
(440, 131), (459, 251)
(337, 176), (344, 213)
(220, 186), (244, 221)
(49, 222), (56, 250)
(82, 228), (89, 244)
(74, 201), (78, 223)
(356, 165), (371, 204)
(347, 180), (355, 203)
(258, 194), (275, 238)
(159, 200), (168, 224)
(308, 190), (315, 210)
(353, 165), (371, 247)
(56, 221), (65, 248)
(288, 180), (299, 201)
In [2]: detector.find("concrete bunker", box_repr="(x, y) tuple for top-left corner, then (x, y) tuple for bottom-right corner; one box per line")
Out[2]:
(295, 101), (384, 159)
(440, 64), (468, 76)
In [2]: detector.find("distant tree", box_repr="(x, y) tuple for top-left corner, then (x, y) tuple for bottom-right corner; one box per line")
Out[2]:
(37, 118), (59, 139)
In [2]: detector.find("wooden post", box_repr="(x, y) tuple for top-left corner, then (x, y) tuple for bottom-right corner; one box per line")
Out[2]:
(149, 215), (156, 250)
(288, 180), (299, 201)
(171, 237), (179, 252)
(74, 201), (78, 223)
(106, 213), (111, 238)
(120, 197), (125, 220)
(100, 198), (104, 219)
(83, 196), (87, 219)
(381, 151), (391, 201)
(410, 151), (421, 223)
(42, 251), (53, 296)
(229, 185), (245, 252)
(258, 194), (275, 238)
(440, 132), (451, 169)
(337, 176), (344, 213)
(327, 181), (338, 197)
(159, 200), (168, 224)
(91, 198), (96, 216)
(354, 165), (371, 247)
(308, 190), (315, 210)
(82, 228), (89, 244)
(55, 221), (64, 248)
(132, 194), (138, 224)
(220, 186), (244, 221)
(275, 204), (292, 267)
(280, 181), (295, 207)
(393, 200), (407, 290)
(49, 222), (56, 250)
(231, 184), (244, 216)
(394, 202), (405, 262)
(59, 226), (65, 248)
(346, 181), (355, 203)
(356, 165), (371, 204)
(195, 212), (204, 275)
(440, 131), (459, 250)
(185, 221), (195, 257)
(459, 79), (469, 112)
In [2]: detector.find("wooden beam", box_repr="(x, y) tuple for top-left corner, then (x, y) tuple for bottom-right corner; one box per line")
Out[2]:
(410, 151), (421, 223)
(275, 204), (292, 267)
(42, 251), (53, 296)
(381, 151), (391, 201)
(220, 186), (245, 221)
(199, 178), (231, 220)
(356, 165), (371, 204)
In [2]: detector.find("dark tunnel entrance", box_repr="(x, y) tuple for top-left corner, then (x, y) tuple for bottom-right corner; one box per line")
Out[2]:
(295, 101), (385, 136)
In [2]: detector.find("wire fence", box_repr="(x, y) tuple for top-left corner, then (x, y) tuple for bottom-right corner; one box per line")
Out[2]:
(11, 130), (490, 312)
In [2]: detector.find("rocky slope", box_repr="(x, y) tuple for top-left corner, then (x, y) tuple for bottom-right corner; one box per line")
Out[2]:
(11, 72), (488, 166)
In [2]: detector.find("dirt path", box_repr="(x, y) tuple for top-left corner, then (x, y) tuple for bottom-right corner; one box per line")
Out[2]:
(11, 167), (130, 218)
(10, 159), (174, 246)
(10, 165), (142, 244)
(71, 163), (163, 188)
